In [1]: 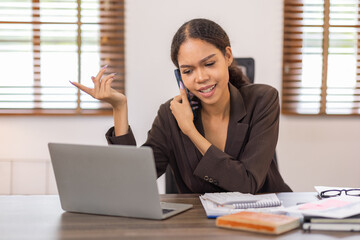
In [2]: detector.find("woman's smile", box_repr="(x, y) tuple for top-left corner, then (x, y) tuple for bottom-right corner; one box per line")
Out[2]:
(197, 84), (217, 98)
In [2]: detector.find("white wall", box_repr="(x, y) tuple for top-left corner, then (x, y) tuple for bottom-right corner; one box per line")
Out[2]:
(125, 0), (360, 191)
(0, 0), (359, 195)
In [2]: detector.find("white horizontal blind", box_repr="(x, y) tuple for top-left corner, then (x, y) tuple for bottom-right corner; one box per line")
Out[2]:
(0, 0), (124, 115)
(282, 0), (360, 115)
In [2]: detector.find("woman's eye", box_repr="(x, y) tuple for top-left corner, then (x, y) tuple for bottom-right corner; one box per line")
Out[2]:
(205, 62), (215, 67)
(182, 69), (192, 74)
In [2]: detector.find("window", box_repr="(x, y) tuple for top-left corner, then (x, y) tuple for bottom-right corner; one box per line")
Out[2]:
(0, 0), (124, 115)
(282, 0), (360, 115)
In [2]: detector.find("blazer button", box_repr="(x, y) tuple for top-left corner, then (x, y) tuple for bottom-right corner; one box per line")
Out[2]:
(213, 180), (218, 185)
(204, 176), (209, 181)
(209, 178), (213, 183)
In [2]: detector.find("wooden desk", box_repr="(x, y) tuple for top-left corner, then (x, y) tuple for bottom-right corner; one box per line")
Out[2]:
(0, 193), (359, 240)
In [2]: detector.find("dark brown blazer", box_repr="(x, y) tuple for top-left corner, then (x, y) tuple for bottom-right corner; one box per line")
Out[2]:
(106, 83), (292, 194)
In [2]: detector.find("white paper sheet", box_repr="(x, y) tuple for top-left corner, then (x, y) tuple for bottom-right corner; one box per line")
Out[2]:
(284, 196), (360, 219)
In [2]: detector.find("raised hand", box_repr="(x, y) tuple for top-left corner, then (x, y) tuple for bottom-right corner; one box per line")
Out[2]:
(70, 65), (126, 109)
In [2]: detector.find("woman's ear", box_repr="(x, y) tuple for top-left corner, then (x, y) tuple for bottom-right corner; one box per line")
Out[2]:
(225, 46), (233, 67)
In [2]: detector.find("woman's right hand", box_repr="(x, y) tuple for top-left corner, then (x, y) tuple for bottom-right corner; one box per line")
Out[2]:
(70, 65), (126, 109)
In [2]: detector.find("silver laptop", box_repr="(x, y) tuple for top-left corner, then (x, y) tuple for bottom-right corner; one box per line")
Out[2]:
(48, 143), (192, 220)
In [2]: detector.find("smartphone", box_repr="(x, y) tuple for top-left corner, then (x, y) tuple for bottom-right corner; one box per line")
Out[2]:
(174, 69), (197, 120)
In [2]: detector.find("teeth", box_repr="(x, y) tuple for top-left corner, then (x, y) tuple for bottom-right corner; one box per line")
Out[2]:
(200, 85), (216, 93)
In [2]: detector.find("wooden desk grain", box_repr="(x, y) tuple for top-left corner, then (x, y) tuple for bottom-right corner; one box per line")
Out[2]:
(0, 194), (359, 240)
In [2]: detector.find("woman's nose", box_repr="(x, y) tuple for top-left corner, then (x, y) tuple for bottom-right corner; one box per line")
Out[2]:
(195, 69), (208, 83)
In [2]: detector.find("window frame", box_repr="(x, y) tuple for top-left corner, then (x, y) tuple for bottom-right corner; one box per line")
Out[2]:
(282, 0), (360, 116)
(0, 0), (124, 116)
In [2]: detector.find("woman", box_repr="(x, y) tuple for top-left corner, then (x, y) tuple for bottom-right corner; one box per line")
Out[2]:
(71, 18), (292, 194)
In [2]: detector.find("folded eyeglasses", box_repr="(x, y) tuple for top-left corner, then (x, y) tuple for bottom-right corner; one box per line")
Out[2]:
(320, 189), (360, 198)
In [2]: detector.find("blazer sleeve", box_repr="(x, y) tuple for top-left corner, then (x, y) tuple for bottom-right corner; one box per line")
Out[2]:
(142, 103), (173, 177)
(105, 126), (137, 146)
(193, 87), (280, 194)
(105, 103), (173, 178)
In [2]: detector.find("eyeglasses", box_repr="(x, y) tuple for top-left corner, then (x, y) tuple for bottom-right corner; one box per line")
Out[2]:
(320, 189), (360, 198)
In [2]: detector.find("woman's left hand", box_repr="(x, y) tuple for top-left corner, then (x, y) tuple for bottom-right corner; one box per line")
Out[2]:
(170, 88), (196, 136)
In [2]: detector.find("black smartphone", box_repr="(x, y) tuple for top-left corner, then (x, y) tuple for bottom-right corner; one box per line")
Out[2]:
(174, 69), (197, 120)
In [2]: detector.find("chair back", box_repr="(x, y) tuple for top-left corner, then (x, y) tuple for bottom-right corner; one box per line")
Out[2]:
(234, 58), (255, 83)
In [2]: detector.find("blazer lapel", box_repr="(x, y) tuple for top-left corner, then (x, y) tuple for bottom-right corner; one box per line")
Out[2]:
(225, 84), (249, 159)
(179, 83), (248, 170)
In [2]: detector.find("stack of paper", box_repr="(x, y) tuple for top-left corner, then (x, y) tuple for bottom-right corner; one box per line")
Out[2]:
(284, 186), (360, 232)
(285, 196), (360, 218)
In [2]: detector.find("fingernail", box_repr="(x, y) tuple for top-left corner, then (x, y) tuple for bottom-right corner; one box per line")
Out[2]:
(91, 76), (95, 80)
(101, 64), (108, 69)
(179, 81), (184, 90)
(111, 72), (117, 75)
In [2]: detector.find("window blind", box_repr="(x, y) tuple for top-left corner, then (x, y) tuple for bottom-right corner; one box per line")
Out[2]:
(0, 0), (124, 115)
(282, 0), (360, 115)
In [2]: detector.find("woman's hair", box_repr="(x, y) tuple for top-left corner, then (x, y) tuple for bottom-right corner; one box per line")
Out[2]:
(170, 18), (249, 89)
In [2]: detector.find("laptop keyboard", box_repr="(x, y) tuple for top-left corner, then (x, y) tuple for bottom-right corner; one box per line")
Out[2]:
(162, 208), (175, 214)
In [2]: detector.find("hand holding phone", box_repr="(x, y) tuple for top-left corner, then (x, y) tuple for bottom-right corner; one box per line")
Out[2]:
(174, 69), (198, 120)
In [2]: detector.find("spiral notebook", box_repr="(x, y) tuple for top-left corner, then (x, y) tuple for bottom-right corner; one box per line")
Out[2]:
(200, 192), (283, 218)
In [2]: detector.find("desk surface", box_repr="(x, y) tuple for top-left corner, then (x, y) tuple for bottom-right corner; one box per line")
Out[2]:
(0, 193), (359, 240)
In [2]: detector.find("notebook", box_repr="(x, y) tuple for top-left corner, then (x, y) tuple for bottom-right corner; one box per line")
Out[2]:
(48, 143), (193, 220)
(200, 192), (283, 218)
(302, 214), (360, 232)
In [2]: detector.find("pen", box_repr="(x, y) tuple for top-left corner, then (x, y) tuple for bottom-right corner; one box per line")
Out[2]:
(222, 200), (259, 209)
(200, 196), (261, 209)
(223, 204), (237, 209)
(207, 199), (258, 206)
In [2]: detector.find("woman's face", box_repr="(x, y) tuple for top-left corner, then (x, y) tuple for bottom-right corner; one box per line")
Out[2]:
(177, 38), (233, 106)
